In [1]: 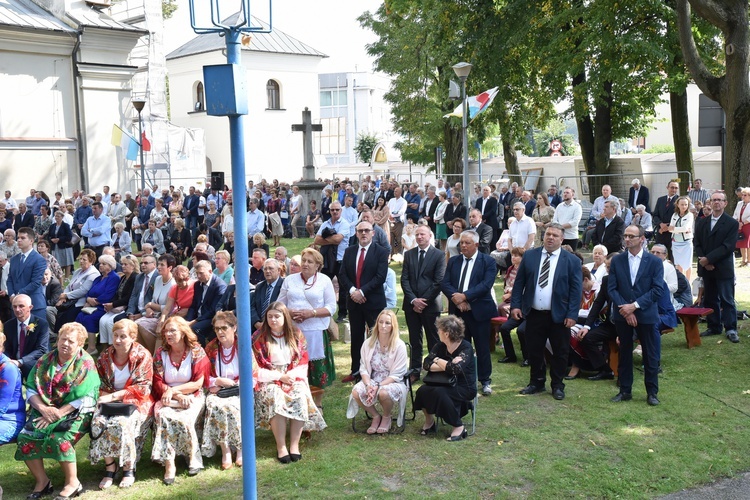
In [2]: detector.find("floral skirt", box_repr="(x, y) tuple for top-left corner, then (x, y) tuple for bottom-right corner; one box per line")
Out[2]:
(151, 393), (205, 469)
(255, 381), (326, 432)
(15, 410), (93, 462)
(201, 394), (242, 457)
(89, 409), (153, 469)
(307, 329), (335, 388)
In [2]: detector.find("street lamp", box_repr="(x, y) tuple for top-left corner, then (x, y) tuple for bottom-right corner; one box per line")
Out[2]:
(452, 61), (472, 223)
(132, 99), (146, 197)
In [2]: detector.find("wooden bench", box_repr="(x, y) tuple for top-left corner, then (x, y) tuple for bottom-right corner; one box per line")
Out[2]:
(490, 316), (508, 353)
(607, 327), (676, 377)
(676, 307), (714, 348)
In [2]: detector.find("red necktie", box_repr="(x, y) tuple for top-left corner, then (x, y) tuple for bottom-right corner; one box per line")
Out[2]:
(19, 323), (26, 357)
(356, 247), (365, 288)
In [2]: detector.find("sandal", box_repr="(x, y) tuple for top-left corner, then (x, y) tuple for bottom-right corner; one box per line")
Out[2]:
(119, 469), (135, 489)
(420, 422), (436, 436)
(366, 414), (382, 435)
(447, 428), (468, 442)
(376, 416), (392, 434)
(99, 461), (118, 490)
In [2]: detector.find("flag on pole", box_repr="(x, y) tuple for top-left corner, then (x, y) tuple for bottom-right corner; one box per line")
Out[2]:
(111, 124), (140, 161)
(444, 87), (499, 121)
(142, 131), (151, 152)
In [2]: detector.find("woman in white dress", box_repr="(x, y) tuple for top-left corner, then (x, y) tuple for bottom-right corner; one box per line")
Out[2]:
(668, 196), (694, 282)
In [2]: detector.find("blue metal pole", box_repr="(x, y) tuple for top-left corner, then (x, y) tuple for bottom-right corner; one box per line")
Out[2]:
(225, 28), (257, 500)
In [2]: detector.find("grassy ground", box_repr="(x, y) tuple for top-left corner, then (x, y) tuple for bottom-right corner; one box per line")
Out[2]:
(2, 237), (750, 499)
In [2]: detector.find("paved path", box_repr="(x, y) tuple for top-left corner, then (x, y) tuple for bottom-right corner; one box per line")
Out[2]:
(661, 472), (750, 499)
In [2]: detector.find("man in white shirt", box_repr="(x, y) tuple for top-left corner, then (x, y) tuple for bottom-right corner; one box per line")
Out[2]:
(492, 202), (535, 269)
(2, 191), (17, 211)
(341, 195), (359, 242)
(388, 187), (407, 256)
(552, 187), (583, 249)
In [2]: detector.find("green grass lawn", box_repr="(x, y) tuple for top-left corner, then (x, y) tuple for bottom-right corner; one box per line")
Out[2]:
(2, 237), (750, 499)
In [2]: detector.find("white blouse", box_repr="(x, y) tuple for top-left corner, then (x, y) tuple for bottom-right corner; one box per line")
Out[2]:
(209, 345), (240, 387)
(162, 350), (193, 386)
(113, 364), (131, 390)
(277, 272), (336, 333)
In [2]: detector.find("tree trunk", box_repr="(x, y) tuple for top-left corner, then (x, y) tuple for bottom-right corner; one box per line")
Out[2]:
(588, 80), (613, 202)
(442, 122), (463, 177)
(572, 71), (596, 180)
(502, 138), (521, 185)
(669, 89), (694, 190)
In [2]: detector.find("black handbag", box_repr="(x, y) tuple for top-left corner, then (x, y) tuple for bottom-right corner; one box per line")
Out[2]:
(423, 371), (457, 387)
(216, 385), (240, 398)
(56, 298), (77, 310)
(99, 402), (137, 417)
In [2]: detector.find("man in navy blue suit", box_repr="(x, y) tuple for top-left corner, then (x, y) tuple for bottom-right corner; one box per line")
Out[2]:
(187, 260), (227, 345)
(510, 223), (582, 401)
(3, 294), (49, 379)
(441, 230), (498, 395)
(608, 224), (664, 406)
(7, 227), (47, 318)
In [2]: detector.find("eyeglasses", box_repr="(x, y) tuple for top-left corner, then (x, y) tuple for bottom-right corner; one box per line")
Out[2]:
(329, 209), (341, 212)
(214, 325), (232, 332)
(623, 234), (640, 239)
(356, 229), (372, 233)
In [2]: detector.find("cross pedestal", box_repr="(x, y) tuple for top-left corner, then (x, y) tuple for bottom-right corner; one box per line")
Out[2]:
(292, 107), (325, 233)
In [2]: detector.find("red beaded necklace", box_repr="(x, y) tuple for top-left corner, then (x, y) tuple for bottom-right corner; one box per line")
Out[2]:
(220, 342), (237, 365)
(169, 348), (188, 369)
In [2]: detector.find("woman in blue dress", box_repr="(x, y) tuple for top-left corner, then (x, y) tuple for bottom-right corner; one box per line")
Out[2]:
(0, 331), (25, 444)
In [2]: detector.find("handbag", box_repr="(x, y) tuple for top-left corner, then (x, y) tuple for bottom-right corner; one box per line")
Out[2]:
(423, 371), (457, 387)
(56, 298), (77, 310)
(80, 306), (97, 314)
(216, 385), (240, 398)
(99, 402), (137, 417)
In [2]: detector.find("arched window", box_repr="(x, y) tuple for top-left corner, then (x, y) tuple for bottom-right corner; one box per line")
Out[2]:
(266, 79), (280, 109)
(194, 81), (205, 111)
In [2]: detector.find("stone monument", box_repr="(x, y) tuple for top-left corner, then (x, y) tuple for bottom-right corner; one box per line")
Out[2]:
(292, 107), (325, 234)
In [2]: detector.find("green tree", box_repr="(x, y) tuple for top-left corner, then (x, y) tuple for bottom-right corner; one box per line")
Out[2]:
(353, 132), (380, 164)
(162, 0), (177, 20)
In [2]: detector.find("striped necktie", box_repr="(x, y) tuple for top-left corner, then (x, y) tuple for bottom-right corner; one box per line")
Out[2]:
(262, 283), (273, 317)
(538, 253), (551, 288)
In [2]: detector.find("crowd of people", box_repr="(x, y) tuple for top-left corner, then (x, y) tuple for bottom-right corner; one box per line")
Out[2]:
(0, 174), (744, 497)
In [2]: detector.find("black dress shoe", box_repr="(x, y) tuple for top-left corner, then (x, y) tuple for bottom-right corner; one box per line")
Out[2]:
(53, 482), (82, 500)
(552, 388), (565, 400)
(498, 356), (517, 363)
(700, 330), (720, 337)
(27, 481), (53, 499)
(610, 392), (632, 402)
(564, 372), (579, 380)
(647, 394), (660, 406)
(277, 455), (291, 464)
(519, 384), (545, 395)
(521, 359), (530, 367)
(587, 370), (615, 381)
(290, 453), (302, 462)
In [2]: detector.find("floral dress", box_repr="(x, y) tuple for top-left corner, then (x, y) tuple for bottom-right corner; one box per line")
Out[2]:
(89, 343), (154, 469)
(150, 345), (209, 469)
(252, 331), (326, 432)
(532, 205), (556, 247)
(15, 349), (100, 462)
(201, 339), (242, 457)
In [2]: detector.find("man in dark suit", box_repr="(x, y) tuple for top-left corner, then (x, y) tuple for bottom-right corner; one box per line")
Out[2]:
(608, 224), (664, 406)
(467, 209), (493, 255)
(522, 191), (537, 217)
(420, 187), (439, 234)
(441, 230), (497, 396)
(547, 184), (563, 208)
(42, 268), (62, 329)
(126, 254), (158, 319)
(694, 192), (740, 342)
(339, 221), (389, 382)
(3, 294), (49, 378)
(628, 178), (650, 212)
(511, 224), (582, 400)
(444, 192), (467, 230)
(402, 225), (446, 383)
(7, 227), (47, 318)
(593, 200), (625, 254)
(183, 186), (201, 234)
(187, 260), (227, 345)
(251, 259), (284, 331)
(475, 186), (500, 248)
(13, 203), (34, 232)
(652, 180), (680, 259)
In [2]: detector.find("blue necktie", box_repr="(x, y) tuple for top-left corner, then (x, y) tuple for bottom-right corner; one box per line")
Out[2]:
(262, 283), (273, 317)
(20, 254), (26, 267)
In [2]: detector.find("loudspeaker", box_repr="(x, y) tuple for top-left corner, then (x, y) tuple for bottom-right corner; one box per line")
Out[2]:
(211, 172), (225, 189)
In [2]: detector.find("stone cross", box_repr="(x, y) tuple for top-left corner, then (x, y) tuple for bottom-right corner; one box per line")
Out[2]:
(291, 107), (322, 181)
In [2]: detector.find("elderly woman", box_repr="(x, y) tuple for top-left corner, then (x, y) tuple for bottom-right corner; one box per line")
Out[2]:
(136, 254), (176, 354)
(169, 217), (192, 263)
(532, 192), (556, 247)
(151, 316), (209, 484)
(347, 309), (408, 434)
(415, 315), (476, 442)
(201, 312), (242, 469)
(142, 219), (166, 255)
(111, 222), (132, 262)
(585, 244), (609, 284)
(0, 331), (25, 444)
(34, 204), (53, 241)
(99, 255), (139, 346)
(565, 267), (599, 380)
(213, 250), (234, 285)
(734, 187), (750, 266)
(288, 254), (302, 275)
(0, 228), (20, 258)
(54, 248), (101, 333)
(434, 192), (450, 249)
(278, 248), (337, 395)
(668, 196), (694, 282)
(46, 210), (74, 279)
(253, 302), (325, 463)
(249, 232), (270, 260)
(196, 234), (216, 260)
(90, 319), (154, 489)
(15, 323), (100, 500)
(76, 254), (122, 355)
(204, 200), (221, 230)
(36, 239), (64, 284)
(0, 204), (11, 234)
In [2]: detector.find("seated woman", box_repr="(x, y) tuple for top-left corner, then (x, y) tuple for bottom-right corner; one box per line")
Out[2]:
(155, 265), (195, 341)
(135, 254), (176, 354)
(151, 316), (209, 485)
(346, 309), (408, 434)
(54, 249), (101, 334)
(168, 218), (192, 263)
(252, 302), (325, 464)
(142, 219), (166, 255)
(585, 244), (609, 284)
(89, 319), (154, 490)
(15, 323), (100, 500)
(75, 254), (121, 355)
(213, 250), (234, 285)
(98, 254), (139, 346)
(201, 312), (242, 470)
(565, 266), (599, 380)
(414, 315), (476, 442)
(0, 331), (25, 445)
(111, 222), (133, 262)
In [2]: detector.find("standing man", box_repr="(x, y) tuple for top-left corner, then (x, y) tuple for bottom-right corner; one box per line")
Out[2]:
(7, 227), (47, 319)
(688, 178), (709, 207)
(421, 186), (439, 235)
(593, 200), (625, 254)
(183, 186), (200, 234)
(405, 184), (421, 223)
(3, 294), (49, 379)
(510, 224), (582, 401)
(441, 230), (497, 395)
(547, 184), (562, 208)
(108, 193), (130, 231)
(360, 209), (390, 253)
(135, 195), (154, 251)
(338, 221), (389, 383)
(552, 187), (583, 249)
(628, 178), (650, 211)
(315, 201), (351, 322)
(467, 209), (493, 255)
(401, 225), (446, 383)
(123, 191), (137, 234)
(251, 259), (284, 331)
(81, 202), (111, 258)
(694, 192), (739, 342)
(13, 203), (34, 232)
(388, 187), (407, 256)
(652, 180), (680, 259)
(608, 224), (664, 405)
(475, 186), (500, 248)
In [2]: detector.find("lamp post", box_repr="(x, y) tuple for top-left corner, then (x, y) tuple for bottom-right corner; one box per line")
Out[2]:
(132, 99), (146, 197)
(452, 62), (472, 223)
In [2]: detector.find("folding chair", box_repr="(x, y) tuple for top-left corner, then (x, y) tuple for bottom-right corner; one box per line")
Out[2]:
(435, 354), (477, 437)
